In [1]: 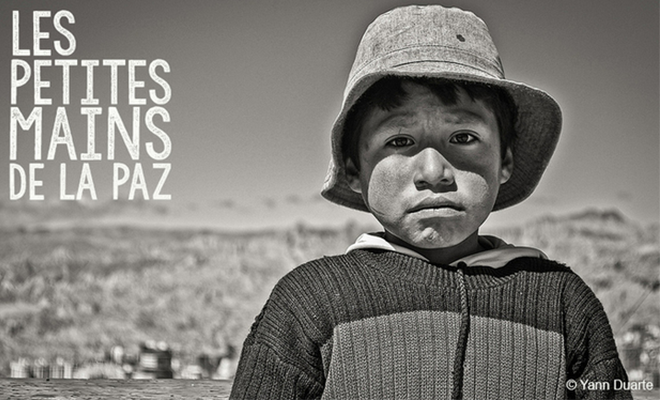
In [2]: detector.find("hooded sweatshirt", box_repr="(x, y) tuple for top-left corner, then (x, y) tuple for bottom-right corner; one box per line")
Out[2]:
(231, 234), (631, 400)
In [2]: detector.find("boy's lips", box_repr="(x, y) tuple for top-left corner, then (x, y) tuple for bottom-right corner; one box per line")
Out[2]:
(407, 197), (465, 214)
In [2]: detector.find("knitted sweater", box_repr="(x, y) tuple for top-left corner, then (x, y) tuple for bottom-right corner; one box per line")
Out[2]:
(230, 248), (630, 399)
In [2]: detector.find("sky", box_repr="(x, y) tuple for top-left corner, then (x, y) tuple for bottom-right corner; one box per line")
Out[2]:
(0, 0), (658, 232)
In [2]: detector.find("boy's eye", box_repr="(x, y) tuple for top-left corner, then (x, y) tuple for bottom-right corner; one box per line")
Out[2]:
(386, 137), (415, 147)
(450, 132), (478, 144)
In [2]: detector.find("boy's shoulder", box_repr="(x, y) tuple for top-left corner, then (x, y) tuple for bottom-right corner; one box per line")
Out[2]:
(278, 252), (363, 287)
(270, 251), (385, 304)
(506, 255), (572, 272)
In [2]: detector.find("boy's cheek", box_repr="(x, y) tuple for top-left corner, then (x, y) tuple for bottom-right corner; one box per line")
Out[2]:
(363, 161), (409, 210)
(450, 146), (502, 171)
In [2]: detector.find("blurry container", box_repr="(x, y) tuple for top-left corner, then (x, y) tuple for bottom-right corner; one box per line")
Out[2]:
(50, 363), (64, 379)
(111, 345), (125, 365)
(50, 357), (73, 379)
(180, 364), (203, 380)
(139, 352), (160, 370)
(10, 359), (31, 378)
(64, 362), (74, 379)
(33, 358), (49, 379)
(136, 341), (173, 379)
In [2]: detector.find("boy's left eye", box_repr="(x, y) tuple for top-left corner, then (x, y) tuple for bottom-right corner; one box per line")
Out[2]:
(386, 137), (415, 147)
(449, 132), (478, 144)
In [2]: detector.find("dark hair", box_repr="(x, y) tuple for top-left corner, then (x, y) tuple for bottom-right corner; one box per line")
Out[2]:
(342, 76), (518, 170)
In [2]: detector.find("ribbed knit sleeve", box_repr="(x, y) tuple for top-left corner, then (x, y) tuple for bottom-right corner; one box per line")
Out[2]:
(229, 267), (326, 400)
(230, 342), (324, 399)
(563, 273), (632, 399)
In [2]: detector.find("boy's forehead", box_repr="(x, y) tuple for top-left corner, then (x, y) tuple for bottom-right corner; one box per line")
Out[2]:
(364, 87), (495, 133)
(376, 108), (489, 126)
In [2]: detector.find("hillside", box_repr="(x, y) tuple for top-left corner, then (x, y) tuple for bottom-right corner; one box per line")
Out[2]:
(0, 218), (364, 377)
(491, 209), (659, 334)
(0, 205), (657, 379)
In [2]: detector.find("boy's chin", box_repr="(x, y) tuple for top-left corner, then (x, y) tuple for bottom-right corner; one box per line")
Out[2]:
(385, 227), (475, 251)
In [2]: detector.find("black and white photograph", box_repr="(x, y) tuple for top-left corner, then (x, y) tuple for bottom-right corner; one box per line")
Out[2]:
(1, 1), (658, 398)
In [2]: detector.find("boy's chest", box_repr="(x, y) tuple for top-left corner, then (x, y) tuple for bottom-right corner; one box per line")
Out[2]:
(318, 274), (568, 399)
(321, 309), (566, 399)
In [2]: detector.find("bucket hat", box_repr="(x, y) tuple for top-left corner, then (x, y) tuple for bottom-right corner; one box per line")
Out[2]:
(321, 5), (562, 212)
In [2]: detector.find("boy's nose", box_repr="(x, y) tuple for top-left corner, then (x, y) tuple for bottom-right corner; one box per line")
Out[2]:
(413, 147), (455, 190)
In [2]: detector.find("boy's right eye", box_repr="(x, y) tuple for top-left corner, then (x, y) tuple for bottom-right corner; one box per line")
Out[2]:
(386, 137), (414, 147)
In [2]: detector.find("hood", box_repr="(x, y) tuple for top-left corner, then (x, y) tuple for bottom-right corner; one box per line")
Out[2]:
(346, 232), (547, 268)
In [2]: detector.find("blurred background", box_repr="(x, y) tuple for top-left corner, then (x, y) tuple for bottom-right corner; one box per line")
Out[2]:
(0, 0), (658, 385)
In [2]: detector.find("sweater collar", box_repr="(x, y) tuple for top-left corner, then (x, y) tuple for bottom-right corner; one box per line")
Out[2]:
(346, 232), (547, 268)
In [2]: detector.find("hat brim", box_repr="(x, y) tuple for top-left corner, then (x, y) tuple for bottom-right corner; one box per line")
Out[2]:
(321, 63), (562, 212)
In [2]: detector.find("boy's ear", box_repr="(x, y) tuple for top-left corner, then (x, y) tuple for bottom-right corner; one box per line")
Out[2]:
(345, 158), (363, 194)
(500, 147), (514, 184)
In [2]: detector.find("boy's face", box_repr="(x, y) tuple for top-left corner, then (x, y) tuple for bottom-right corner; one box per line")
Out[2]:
(346, 81), (513, 250)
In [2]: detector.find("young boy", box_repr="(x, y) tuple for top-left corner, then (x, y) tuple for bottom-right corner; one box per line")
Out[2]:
(230, 5), (631, 399)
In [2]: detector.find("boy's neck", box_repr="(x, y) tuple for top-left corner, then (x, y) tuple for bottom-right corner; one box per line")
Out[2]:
(383, 231), (483, 265)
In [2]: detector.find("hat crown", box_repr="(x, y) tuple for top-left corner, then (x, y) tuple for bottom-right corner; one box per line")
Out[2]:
(347, 5), (504, 100)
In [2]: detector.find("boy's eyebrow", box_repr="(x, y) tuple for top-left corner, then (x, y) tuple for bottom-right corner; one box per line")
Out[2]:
(442, 110), (488, 125)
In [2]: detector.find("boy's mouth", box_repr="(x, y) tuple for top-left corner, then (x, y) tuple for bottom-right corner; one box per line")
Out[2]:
(408, 197), (464, 214)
